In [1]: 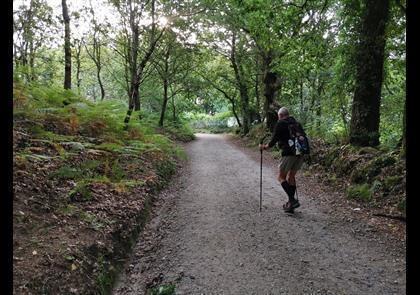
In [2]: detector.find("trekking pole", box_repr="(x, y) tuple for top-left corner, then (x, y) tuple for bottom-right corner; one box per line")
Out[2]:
(259, 134), (269, 213)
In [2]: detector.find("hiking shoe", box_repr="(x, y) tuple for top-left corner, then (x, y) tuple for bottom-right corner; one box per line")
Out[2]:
(291, 199), (300, 209)
(283, 199), (300, 211)
(283, 205), (294, 213)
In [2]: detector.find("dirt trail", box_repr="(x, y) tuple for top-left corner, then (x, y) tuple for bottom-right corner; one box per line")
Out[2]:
(113, 134), (405, 295)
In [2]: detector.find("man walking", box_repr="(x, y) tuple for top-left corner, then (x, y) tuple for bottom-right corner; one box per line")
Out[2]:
(259, 107), (306, 213)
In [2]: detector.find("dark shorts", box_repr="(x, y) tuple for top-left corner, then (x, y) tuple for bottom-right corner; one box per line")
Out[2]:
(278, 155), (304, 172)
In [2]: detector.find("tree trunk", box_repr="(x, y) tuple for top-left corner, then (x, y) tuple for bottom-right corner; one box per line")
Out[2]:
(97, 67), (105, 101)
(62, 0), (71, 89)
(230, 98), (242, 127)
(255, 58), (262, 123)
(349, 0), (390, 146)
(316, 77), (324, 128)
(401, 97), (406, 157)
(262, 51), (281, 132)
(128, 1), (140, 111)
(123, 0), (164, 126)
(75, 41), (82, 94)
(158, 46), (170, 127)
(29, 42), (36, 81)
(123, 94), (135, 130)
(159, 79), (169, 127)
(172, 94), (176, 121)
(231, 33), (250, 135)
(300, 78), (304, 118)
(129, 79), (141, 111)
(263, 71), (281, 132)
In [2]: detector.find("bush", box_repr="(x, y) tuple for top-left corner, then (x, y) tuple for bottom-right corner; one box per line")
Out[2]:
(187, 111), (237, 133)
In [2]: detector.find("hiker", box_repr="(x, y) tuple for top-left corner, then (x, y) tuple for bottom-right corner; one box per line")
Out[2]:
(259, 107), (307, 213)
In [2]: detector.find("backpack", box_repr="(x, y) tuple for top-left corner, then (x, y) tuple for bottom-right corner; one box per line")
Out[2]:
(286, 119), (310, 155)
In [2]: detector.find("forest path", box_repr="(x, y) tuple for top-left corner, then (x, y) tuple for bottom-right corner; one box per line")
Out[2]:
(113, 133), (405, 295)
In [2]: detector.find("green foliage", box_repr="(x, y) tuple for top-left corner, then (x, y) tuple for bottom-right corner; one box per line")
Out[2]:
(150, 284), (176, 295)
(49, 166), (84, 180)
(155, 159), (177, 181)
(346, 183), (372, 202)
(69, 181), (92, 201)
(49, 159), (102, 181)
(96, 254), (113, 295)
(162, 122), (196, 142)
(383, 175), (402, 191)
(248, 123), (271, 146)
(109, 159), (126, 182)
(187, 111), (237, 133)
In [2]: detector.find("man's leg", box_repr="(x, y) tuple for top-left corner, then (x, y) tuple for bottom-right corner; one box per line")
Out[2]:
(285, 156), (305, 208)
(278, 157), (293, 201)
(286, 170), (298, 202)
(278, 169), (294, 203)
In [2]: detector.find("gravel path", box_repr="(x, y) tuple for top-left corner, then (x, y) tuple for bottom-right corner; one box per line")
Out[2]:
(113, 134), (405, 295)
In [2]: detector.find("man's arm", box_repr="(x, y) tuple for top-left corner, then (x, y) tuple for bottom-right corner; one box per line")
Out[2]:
(267, 121), (281, 148)
(260, 121), (281, 150)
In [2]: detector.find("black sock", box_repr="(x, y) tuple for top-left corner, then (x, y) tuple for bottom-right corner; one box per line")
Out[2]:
(281, 181), (294, 202)
(289, 185), (296, 201)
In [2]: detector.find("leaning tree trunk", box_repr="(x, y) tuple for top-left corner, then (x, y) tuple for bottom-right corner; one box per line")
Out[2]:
(263, 71), (282, 132)
(97, 66), (105, 101)
(159, 79), (169, 127)
(262, 49), (281, 132)
(349, 0), (390, 146)
(62, 0), (71, 89)
(124, 11), (164, 128)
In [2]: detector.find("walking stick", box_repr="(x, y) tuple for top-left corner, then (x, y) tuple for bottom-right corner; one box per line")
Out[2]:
(259, 134), (268, 212)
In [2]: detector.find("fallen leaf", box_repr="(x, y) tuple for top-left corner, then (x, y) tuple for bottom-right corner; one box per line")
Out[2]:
(65, 255), (75, 261)
(71, 263), (77, 271)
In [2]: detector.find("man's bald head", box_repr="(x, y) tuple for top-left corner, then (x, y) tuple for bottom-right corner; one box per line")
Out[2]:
(278, 107), (289, 119)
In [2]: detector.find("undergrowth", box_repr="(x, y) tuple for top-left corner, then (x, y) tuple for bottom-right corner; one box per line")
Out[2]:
(13, 81), (194, 160)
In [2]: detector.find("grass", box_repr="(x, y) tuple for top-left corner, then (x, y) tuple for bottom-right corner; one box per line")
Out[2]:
(49, 165), (84, 180)
(346, 183), (373, 202)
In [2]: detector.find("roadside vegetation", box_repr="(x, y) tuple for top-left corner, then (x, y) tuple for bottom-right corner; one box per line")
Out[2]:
(13, 80), (194, 294)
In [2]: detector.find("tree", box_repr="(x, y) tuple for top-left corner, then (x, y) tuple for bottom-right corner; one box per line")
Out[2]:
(73, 37), (84, 94)
(13, 0), (56, 82)
(349, 0), (391, 146)
(84, 3), (107, 100)
(111, 0), (165, 127)
(62, 0), (71, 89)
(230, 32), (251, 134)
